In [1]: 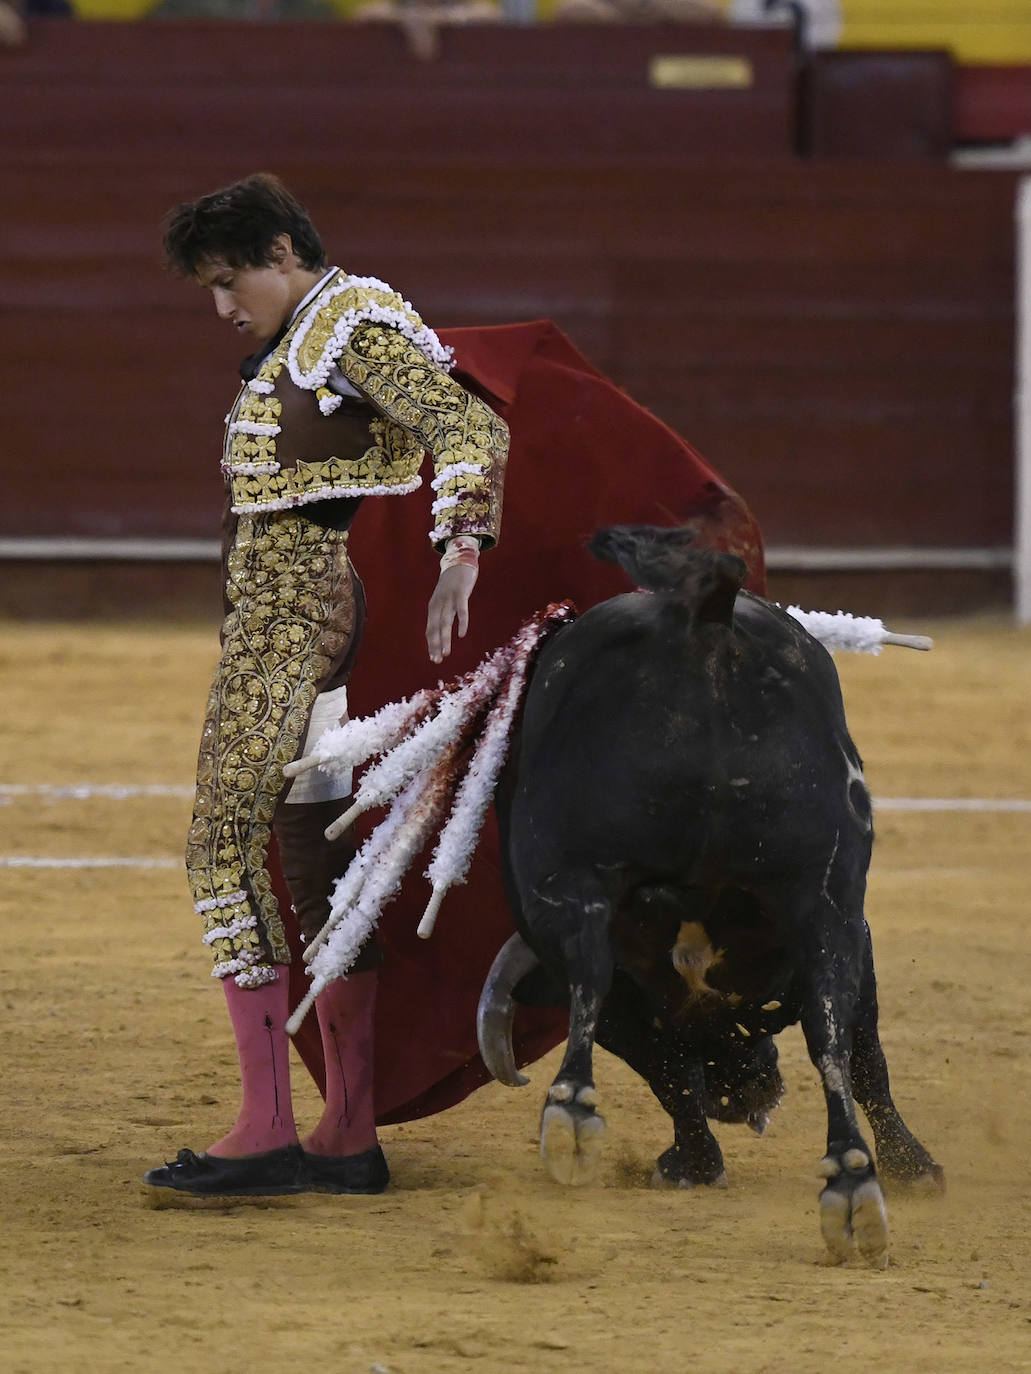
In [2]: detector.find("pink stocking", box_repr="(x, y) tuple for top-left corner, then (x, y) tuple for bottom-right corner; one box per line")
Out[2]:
(301, 971), (378, 1158)
(207, 966), (299, 1158)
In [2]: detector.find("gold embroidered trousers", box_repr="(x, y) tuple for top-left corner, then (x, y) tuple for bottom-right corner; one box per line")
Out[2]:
(186, 511), (362, 987)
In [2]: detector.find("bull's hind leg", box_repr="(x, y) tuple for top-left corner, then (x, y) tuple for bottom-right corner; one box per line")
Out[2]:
(851, 926), (944, 1190)
(795, 894), (890, 1268)
(525, 878), (614, 1187)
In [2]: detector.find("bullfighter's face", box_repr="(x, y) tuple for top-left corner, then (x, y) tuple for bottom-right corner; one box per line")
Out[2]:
(195, 241), (298, 345)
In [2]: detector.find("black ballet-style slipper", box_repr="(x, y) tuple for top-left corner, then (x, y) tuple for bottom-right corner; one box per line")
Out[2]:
(302, 1145), (390, 1195)
(142, 1144), (308, 1197)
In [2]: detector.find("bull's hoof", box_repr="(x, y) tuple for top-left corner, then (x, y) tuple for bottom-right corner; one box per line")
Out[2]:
(650, 1167), (728, 1191)
(649, 1142), (728, 1191)
(880, 1158), (946, 1195)
(902, 1163), (946, 1195)
(540, 1085), (605, 1187)
(818, 1150), (889, 1268)
(876, 1138), (946, 1194)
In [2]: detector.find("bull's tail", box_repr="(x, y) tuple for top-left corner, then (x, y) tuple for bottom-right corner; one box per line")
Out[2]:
(589, 524), (747, 626)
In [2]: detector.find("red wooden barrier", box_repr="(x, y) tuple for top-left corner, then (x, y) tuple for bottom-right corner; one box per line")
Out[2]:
(1, 23), (1019, 590)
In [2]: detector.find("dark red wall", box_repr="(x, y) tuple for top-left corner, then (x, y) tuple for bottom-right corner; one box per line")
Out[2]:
(1, 23), (1018, 559)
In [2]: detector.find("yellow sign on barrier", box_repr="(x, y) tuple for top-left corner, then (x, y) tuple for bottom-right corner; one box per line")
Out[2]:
(649, 55), (754, 89)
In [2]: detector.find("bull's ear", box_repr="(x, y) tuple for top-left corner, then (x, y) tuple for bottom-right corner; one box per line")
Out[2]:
(696, 553), (747, 625)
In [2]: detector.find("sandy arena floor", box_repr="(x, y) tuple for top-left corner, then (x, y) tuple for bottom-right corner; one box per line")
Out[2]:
(1, 615), (1030, 1373)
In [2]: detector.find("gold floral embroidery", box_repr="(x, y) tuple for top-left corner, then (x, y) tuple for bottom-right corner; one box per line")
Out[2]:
(187, 512), (356, 976)
(293, 284), (427, 378)
(256, 353), (286, 386)
(229, 453), (423, 510)
(222, 277), (507, 545)
(230, 433), (279, 467)
(341, 324), (509, 547)
(226, 393), (284, 468)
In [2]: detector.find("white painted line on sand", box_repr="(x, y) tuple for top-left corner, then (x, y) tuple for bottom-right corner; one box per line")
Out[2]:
(873, 798), (1031, 813)
(0, 783), (193, 800)
(0, 857), (179, 869)
(1, 785), (1029, 814)
(2, 795), (1029, 872)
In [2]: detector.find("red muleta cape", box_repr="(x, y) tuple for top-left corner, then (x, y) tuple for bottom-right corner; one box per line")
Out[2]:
(272, 320), (765, 1124)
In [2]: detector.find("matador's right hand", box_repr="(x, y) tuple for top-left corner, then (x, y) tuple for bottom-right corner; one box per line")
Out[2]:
(426, 563), (478, 664)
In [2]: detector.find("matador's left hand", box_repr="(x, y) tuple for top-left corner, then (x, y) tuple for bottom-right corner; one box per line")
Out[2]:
(427, 563), (478, 664)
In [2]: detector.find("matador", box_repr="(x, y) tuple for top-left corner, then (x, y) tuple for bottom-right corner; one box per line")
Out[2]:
(144, 173), (508, 1199)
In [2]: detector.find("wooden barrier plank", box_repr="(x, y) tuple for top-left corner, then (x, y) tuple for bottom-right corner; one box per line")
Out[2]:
(11, 19), (791, 85)
(622, 367), (1012, 422)
(665, 417), (1013, 546)
(615, 313), (1011, 369)
(4, 22), (795, 164)
(0, 28), (1017, 562)
(955, 64), (1031, 142)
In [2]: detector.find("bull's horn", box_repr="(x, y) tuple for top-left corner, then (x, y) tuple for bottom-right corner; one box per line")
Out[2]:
(476, 933), (540, 1087)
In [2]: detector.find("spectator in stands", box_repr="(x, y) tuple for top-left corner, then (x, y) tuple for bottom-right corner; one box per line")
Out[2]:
(0, 0), (26, 43)
(353, 0), (500, 61)
(0, 0), (73, 47)
(554, 0), (720, 22)
(143, 173), (507, 1200)
(729, 0), (841, 50)
(151, 0), (335, 17)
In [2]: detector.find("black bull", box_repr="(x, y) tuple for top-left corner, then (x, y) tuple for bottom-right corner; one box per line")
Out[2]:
(478, 525), (942, 1267)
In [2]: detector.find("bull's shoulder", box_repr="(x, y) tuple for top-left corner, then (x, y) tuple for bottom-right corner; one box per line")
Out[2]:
(732, 593), (848, 704)
(556, 591), (657, 641)
(531, 593), (653, 677)
(735, 594), (823, 657)
(534, 588), (843, 700)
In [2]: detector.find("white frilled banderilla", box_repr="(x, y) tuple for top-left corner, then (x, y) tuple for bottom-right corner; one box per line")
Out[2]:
(282, 600), (930, 1038)
(283, 601), (576, 1036)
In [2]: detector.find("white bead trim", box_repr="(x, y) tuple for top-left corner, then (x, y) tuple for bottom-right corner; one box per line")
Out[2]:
(234, 965), (280, 988)
(430, 461), (487, 491)
(211, 950), (260, 975)
(429, 520), (492, 545)
(248, 380), (274, 394)
(431, 494), (460, 516)
(228, 420), (281, 437)
(194, 888), (248, 914)
(286, 274), (454, 393)
(230, 476), (422, 515)
(345, 273), (394, 293)
(223, 461), (281, 477)
(202, 913), (259, 944)
(211, 953), (279, 987)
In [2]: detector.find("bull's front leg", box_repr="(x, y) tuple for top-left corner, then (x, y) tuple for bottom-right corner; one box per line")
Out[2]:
(799, 905), (890, 1269)
(528, 882), (614, 1187)
(595, 975), (728, 1188)
(652, 1054), (729, 1190)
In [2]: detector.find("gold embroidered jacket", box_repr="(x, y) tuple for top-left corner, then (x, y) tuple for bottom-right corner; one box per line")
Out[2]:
(223, 271), (509, 548)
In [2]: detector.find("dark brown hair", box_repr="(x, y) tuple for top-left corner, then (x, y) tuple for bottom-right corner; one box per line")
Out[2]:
(162, 173), (327, 277)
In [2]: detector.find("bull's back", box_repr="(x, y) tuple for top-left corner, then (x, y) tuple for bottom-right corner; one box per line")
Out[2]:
(509, 590), (866, 879)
